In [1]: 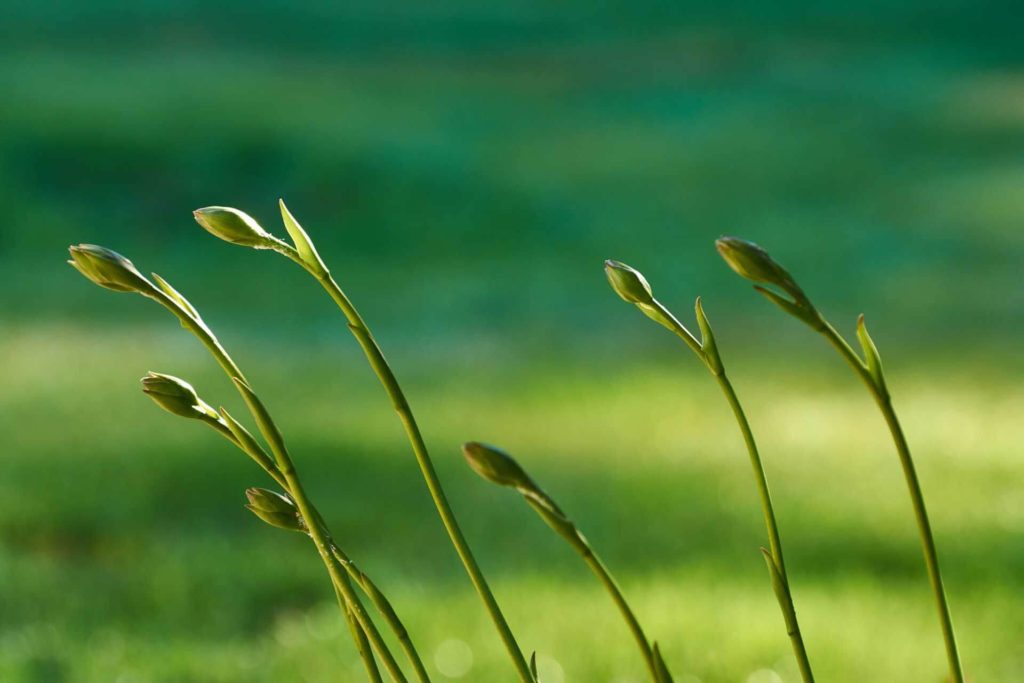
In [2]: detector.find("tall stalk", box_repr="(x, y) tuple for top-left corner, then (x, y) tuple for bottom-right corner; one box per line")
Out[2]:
(192, 203), (535, 682)
(68, 244), (413, 682)
(604, 261), (814, 682)
(461, 442), (673, 683)
(714, 236), (963, 682)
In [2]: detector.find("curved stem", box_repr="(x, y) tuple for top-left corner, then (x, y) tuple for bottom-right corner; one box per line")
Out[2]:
(340, 583), (383, 683)
(716, 374), (814, 683)
(651, 299), (814, 682)
(282, 261), (533, 682)
(818, 323), (963, 683)
(579, 547), (659, 681)
(332, 547), (432, 683)
(148, 291), (403, 681)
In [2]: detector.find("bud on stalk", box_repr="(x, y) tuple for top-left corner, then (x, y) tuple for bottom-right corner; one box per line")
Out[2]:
(141, 372), (220, 422)
(68, 244), (155, 294)
(604, 260), (656, 307)
(193, 207), (283, 249)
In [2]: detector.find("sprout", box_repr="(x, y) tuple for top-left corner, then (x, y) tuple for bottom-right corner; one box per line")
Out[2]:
(141, 372), (220, 422)
(604, 260), (656, 306)
(68, 244), (155, 294)
(193, 206), (283, 249)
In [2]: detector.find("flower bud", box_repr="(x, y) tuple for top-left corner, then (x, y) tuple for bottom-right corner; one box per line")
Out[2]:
(604, 260), (655, 306)
(714, 237), (806, 304)
(245, 487), (296, 514)
(462, 442), (537, 493)
(193, 207), (282, 249)
(141, 372), (219, 421)
(245, 504), (306, 533)
(68, 244), (154, 294)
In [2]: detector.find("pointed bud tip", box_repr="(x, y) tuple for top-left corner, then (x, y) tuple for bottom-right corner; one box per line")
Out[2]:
(604, 259), (655, 306)
(141, 372), (216, 421)
(67, 244), (153, 293)
(193, 206), (278, 248)
(461, 441), (534, 491)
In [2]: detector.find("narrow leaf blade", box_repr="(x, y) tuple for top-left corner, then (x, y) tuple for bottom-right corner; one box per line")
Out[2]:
(279, 199), (328, 276)
(759, 547), (799, 635)
(694, 296), (723, 375)
(152, 273), (200, 320)
(856, 314), (887, 391)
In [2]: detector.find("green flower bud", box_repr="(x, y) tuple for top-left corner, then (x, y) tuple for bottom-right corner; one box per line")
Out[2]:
(141, 372), (219, 421)
(245, 504), (306, 533)
(193, 207), (282, 249)
(245, 487), (296, 514)
(67, 244), (154, 294)
(714, 236), (806, 304)
(244, 489), (305, 533)
(462, 442), (537, 493)
(604, 260), (655, 306)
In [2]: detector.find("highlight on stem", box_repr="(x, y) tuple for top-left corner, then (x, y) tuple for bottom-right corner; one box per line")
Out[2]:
(714, 235), (964, 683)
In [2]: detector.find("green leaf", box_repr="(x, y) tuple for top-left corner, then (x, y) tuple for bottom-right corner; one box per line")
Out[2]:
(220, 407), (279, 475)
(652, 642), (674, 683)
(694, 297), (723, 375)
(753, 285), (820, 328)
(279, 199), (328, 276)
(760, 547), (798, 636)
(856, 314), (887, 392)
(231, 378), (287, 456)
(524, 495), (583, 550)
(151, 273), (200, 320)
(529, 651), (539, 681)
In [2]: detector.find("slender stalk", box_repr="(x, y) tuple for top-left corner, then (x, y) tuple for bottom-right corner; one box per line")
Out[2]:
(217, 420), (430, 682)
(341, 583), (384, 683)
(148, 289), (405, 682)
(579, 547), (658, 680)
(715, 374), (813, 683)
(650, 299), (814, 683)
(333, 547), (432, 683)
(713, 234), (963, 680)
(817, 322), (963, 683)
(463, 441), (663, 681)
(275, 250), (533, 682)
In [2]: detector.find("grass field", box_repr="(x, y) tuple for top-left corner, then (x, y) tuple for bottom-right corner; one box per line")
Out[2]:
(1, 1), (1022, 681)
(1, 318), (1021, 681)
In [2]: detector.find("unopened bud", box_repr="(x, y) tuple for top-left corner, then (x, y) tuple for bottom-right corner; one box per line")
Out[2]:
(245, 488), (305, 534)
(604, 260), (655, 306)
(245, 488), (296, 514)
(141, 372), (219, 421)
(68, 244), (154, 294)
(462, 442), (537, 493)
(714, 236), (807, 305)
(193, 207), (282, 249)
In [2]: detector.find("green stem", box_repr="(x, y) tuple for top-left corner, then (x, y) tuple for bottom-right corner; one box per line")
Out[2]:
(578, 546), (658, 681)
(148, 290), (402, 682)
(340, 583), (384, 683)
(333, 547), (432, 683)
(278, 255), (533, 682)
(817, 323), (963, 683)
(715, 374), (814, 683)
(651, 299), (814, 683)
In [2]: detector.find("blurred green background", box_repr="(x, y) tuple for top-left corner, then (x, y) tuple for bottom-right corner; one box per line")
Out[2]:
(1, 2), (1022, 681)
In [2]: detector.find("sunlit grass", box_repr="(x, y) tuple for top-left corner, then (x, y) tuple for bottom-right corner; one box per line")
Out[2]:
(1, 323), (1021, 680)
